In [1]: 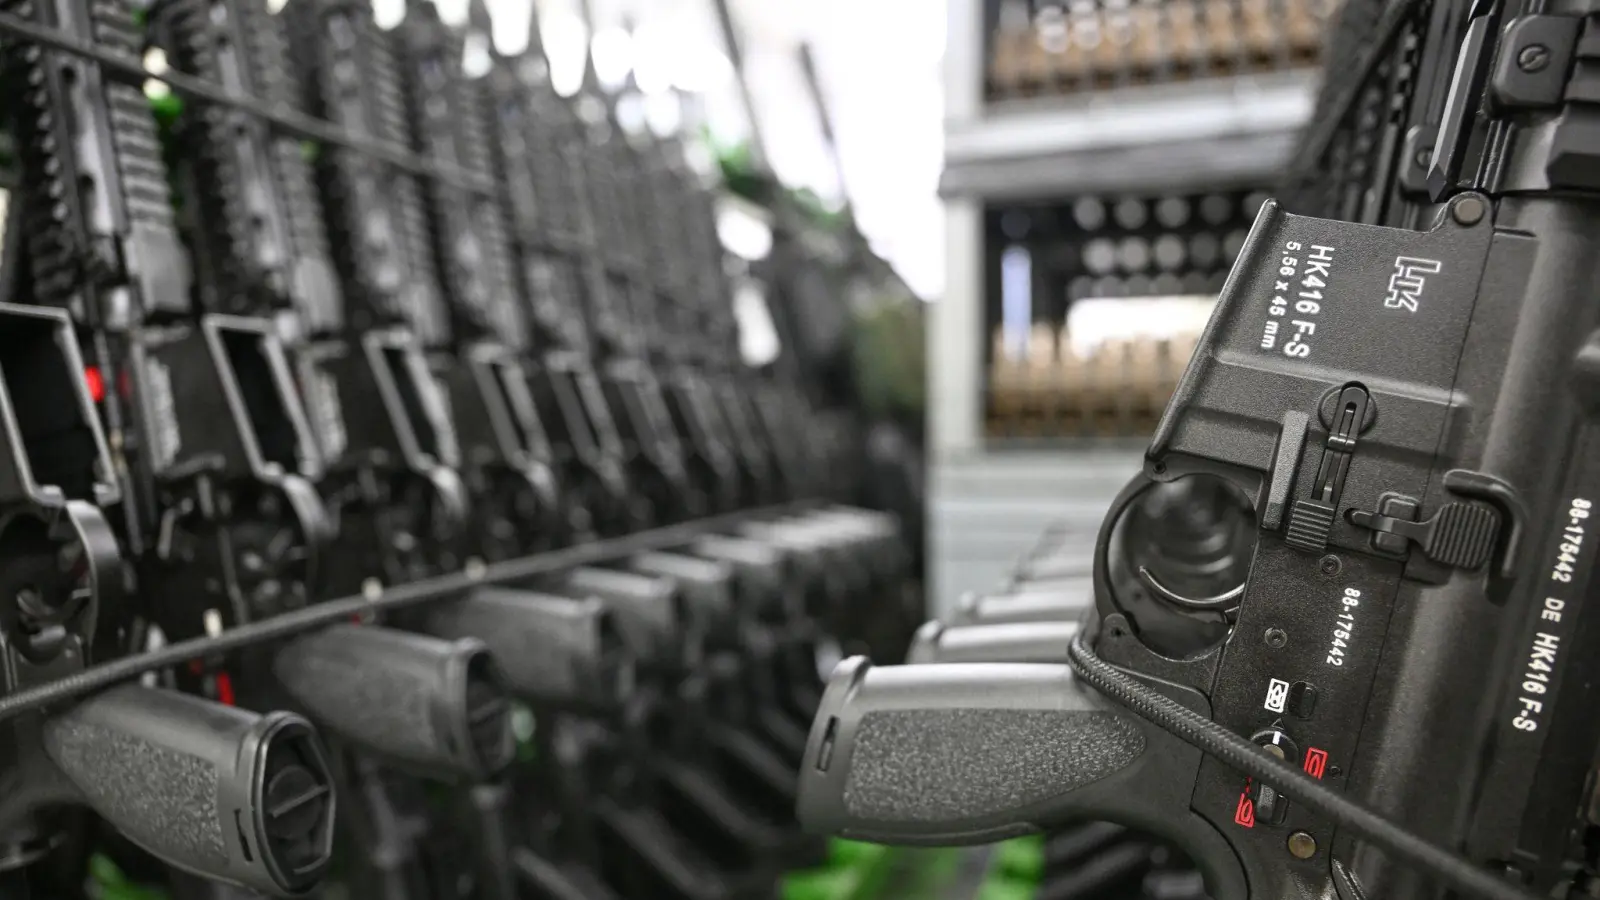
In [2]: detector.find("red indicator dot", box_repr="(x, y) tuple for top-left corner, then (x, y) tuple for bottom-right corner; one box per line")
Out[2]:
(84, 367), (105, 403)
(215, 671), (236, 707)
(1304, 747), (1329, 780)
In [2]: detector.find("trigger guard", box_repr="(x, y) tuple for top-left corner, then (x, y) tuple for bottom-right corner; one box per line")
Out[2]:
(62, 499), (125, 642)
(523, 461), (560, 513)
(273, 473), (335, 594)
(1093, 461), (1260, 643)
(423, 464), (471, 531)
(1093, 472), (1158, 632)
(504, 462), (562, 543)
(0, 502), (123, 628)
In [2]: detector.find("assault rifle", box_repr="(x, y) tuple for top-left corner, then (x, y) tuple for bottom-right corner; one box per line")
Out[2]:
(796, 3), (1600, 900)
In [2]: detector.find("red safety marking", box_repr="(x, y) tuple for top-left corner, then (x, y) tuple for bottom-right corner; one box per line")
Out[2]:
(215, 671), (236, 707)
(1234, 793), (1256, 828)
(84, 367), (105, 403)
(1304, 747), (1329, 780)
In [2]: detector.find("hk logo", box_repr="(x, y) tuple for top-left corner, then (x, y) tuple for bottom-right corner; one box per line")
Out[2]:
(1384, 257), (1443, 313)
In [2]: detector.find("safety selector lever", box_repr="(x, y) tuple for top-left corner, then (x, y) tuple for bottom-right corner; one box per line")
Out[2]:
(1284, 385), (1369, 553)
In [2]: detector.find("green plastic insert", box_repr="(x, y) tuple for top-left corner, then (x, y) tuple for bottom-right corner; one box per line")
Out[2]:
(782, 841), (967, 900)
(783, 840), (894, 900)
(992, 835), (1046, 882)
(148, 92), (183, 125)
(89, 853), (174, 900)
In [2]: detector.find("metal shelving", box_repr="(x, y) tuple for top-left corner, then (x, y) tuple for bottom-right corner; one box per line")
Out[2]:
(931, 0), (1328, 607)
(941, 69), (1315, 200)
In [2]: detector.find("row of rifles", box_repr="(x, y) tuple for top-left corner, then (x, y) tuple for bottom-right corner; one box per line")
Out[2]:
(0, 0), (907, 897)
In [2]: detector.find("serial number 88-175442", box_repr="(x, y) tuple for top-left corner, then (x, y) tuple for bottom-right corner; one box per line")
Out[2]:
(1554, 499), (1592, 584)
(1327, 587), (1361, 667)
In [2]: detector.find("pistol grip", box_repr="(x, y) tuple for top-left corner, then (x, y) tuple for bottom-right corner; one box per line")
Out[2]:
(798, 658), (1144, 845)
(796, 658), (1249, 897)
(43, 685), (335, 897)
(422, 587), (627, 710)
(273, 624), (513, 780)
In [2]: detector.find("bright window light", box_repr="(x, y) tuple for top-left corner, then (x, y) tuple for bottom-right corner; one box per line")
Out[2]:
(485, 0), (532, 57)
(429, 0), (466, 24)
(670, 46), (732, 93)
(733, 281), (781, 368)
(371, 0), (402, 29)
(630, 23), (676, 95)
(589, 26), (632, 89)
(645, 92), (683, 137)
(614, 93), (648, 134)
(542, 9), (589, 96)
(462, 29), (492, 77)
(717, 204), (773, 262)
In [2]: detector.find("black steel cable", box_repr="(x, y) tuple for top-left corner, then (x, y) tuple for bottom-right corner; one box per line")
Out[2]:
(0, 503), (812, 726)
(0, 8), (492, 194)
(1066, 633), (1543, 900)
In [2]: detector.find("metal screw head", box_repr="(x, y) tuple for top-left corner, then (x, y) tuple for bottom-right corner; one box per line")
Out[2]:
(1288, 831), (1318, 860)
(1414, 147), (1432, 168)
(1265, 628), (1289, 649)
(1518, 44), (1551, 73)
(1452, 195), (1487, 226)
(1319, 555), (1342, 577)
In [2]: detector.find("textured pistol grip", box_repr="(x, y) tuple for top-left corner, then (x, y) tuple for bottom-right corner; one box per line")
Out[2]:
(43, 685), (335, 897)
(423, 587), (627, 709)
(798, 658), (1145, 846)
(273, 625), (513, 780)
(909, 621), (1080, 664)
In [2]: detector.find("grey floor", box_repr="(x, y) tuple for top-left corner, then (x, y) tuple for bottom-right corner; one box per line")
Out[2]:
(927, 449), (1142, 618)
